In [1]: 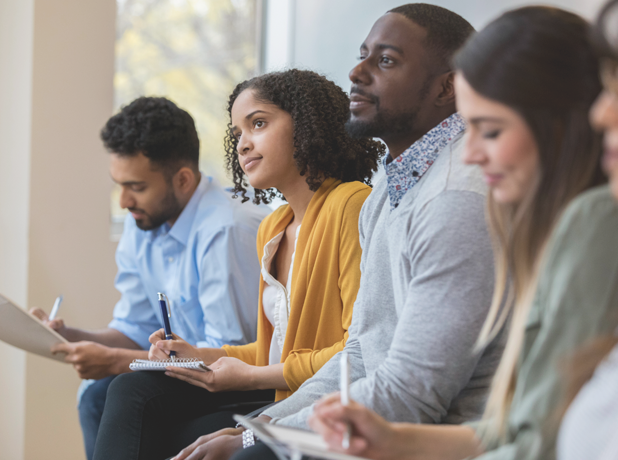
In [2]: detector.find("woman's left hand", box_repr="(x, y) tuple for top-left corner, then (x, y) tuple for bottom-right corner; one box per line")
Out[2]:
(172, 433), (243, 460)
(165, 356), (257, 392)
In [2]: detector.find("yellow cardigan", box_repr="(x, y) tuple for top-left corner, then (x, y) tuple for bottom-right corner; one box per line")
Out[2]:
(222, 178), (369, 401)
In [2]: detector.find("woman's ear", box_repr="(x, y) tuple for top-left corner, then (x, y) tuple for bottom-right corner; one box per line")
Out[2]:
(435, 71), (456, 107)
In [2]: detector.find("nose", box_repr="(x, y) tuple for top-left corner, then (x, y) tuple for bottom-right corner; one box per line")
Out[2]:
(118, 187), (135, 210)
(236, 132), (253, 156)
(349, 58), (371, 85)
(462, 131), (487, 166)
(590, 91), (618, 132)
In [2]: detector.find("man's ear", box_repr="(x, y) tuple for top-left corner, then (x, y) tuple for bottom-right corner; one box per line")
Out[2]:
(435, 71), (456, 107)
(174, 166), (198, 194)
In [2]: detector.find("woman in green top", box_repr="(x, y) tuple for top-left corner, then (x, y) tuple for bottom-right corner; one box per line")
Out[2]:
(309, 6), (610, 460)
(557, 1), (618, 458)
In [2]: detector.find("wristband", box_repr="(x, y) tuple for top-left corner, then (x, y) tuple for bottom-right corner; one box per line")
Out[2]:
(242, 428), (255, 449)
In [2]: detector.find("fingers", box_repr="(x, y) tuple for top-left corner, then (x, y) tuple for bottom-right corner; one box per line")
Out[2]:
(149, 344), (170, 361)
(51, 342), (71, 355)
(30, 307), (49, 322)
(156, 339), (192, 354)
(165, 369), (211, 390)
(309, 410), (368, 456)
(149, 329), (166, 345)
(47, 318), (65, 331)
(174, 435), (209, 460)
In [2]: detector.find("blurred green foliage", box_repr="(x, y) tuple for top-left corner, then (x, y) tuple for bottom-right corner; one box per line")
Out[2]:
(115, 0), (259, 186)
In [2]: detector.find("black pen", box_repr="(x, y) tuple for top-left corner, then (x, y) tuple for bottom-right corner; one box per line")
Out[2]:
(157, 292), (175, 362)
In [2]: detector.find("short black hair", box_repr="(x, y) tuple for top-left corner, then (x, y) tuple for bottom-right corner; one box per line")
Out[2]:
(388, 3), (475, 70)
(100, 96), (200, 176)
(224, 69), (386, 204)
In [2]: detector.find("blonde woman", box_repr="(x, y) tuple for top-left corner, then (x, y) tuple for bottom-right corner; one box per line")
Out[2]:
(310, 7), (608, 460)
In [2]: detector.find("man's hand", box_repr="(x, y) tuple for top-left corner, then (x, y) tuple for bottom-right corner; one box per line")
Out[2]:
(30, 307), (68, 338)
(173, 429), (243, 460)
(165, 357), (257, 392)
(51, 341), (119, 379)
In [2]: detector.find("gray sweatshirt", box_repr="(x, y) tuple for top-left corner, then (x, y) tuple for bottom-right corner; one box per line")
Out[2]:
(263, 132), (504, 428)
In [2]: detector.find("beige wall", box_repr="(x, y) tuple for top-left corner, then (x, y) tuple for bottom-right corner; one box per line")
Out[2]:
(0, 1), (33, 459)
(0, 0), (118, 459)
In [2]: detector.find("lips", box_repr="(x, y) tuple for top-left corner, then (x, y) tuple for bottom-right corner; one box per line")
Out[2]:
(243, 156), (262, 171)
(349, 87), (378, 112)
(483, 173), (504, 186)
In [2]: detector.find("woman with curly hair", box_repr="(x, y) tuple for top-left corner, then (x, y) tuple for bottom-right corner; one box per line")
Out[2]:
(92, 69), (384, 460)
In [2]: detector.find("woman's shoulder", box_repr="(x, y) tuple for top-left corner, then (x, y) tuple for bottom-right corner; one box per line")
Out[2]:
(324, 181), (372, 212)
(561, 185), (617, 224)
(257, 203), (291, 235)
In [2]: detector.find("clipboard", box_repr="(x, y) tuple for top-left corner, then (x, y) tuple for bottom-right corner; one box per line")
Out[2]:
(0, 294), (68, 362)
(233, 415), (367, 460)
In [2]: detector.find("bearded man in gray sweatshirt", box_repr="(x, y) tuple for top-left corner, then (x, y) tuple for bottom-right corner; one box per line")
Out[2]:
(175, 5), (505, 460)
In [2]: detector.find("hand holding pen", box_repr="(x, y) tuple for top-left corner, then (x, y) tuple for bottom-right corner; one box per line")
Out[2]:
(29, 294), (67, 337)
(309, 390), (398, 458)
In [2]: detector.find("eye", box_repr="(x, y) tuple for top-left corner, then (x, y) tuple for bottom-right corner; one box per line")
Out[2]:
(379, 55), (394, 65)
(234, 132), (241, 141)
(254, 119), (266, 129)
(131, 185), (146, 192)
(482, 130), (501, 140)
(357, 54), (367, 61)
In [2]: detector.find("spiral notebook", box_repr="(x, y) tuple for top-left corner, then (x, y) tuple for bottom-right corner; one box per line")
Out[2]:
(129, 358), (211, 372)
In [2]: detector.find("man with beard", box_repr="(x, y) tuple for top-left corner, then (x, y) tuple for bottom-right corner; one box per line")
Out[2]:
(207, 4), (506, 460)
(31, 97), (269, 460)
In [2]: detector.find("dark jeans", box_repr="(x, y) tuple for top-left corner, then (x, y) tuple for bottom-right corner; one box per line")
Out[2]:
(78, 375), (117, 460)
(92, 371), (275, 460)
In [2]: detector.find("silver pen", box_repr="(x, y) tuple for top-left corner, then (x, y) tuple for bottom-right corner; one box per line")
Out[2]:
(49, 295), (64, 321)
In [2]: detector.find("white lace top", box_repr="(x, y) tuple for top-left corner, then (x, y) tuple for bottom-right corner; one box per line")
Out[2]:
(261, 225), (301, 365)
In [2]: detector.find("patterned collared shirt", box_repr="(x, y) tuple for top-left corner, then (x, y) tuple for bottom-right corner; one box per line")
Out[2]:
(385, 113), (466, 210)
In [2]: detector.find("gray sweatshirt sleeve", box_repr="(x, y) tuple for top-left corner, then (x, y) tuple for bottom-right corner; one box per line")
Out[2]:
(267, 190), (494, 427)
(345, 191), (494, 423)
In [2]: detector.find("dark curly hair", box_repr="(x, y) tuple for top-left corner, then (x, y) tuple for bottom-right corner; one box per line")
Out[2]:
(224, 69), (386, 204)
(100, 96), (199, 179)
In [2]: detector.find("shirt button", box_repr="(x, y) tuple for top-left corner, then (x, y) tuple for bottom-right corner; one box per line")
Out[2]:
(168, 257), (174, 263)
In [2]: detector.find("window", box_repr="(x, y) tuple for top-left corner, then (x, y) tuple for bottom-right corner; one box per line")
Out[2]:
(111, 0), (263, 239)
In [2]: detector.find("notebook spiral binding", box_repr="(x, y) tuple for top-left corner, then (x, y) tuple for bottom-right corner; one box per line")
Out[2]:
(129, 357), (208, 371)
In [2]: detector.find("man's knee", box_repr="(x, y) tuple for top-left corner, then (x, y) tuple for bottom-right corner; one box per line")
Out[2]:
(79, 376), (116, 419)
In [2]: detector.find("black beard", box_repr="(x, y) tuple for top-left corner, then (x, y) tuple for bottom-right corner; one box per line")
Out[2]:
(132, 187), (183, 231)
(345, 106), (422, 140)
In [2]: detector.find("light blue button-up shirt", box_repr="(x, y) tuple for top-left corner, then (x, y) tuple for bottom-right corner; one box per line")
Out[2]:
(108, 173), (270, 350)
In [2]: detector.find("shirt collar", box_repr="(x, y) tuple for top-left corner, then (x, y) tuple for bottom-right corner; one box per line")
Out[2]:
(163, 173), (210, 246)
(384, 113), (465, 210)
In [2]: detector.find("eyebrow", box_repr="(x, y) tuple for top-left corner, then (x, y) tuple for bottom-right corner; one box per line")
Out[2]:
(112, 179), (147, 186)
(360, 42), (404, 55)
(468, 116), (506, 125)
(231, 110), (269, 132)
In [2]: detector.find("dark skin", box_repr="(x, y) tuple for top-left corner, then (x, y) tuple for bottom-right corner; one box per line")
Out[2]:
(349, 12), (457, 160)
(168, 12), (459, 460)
